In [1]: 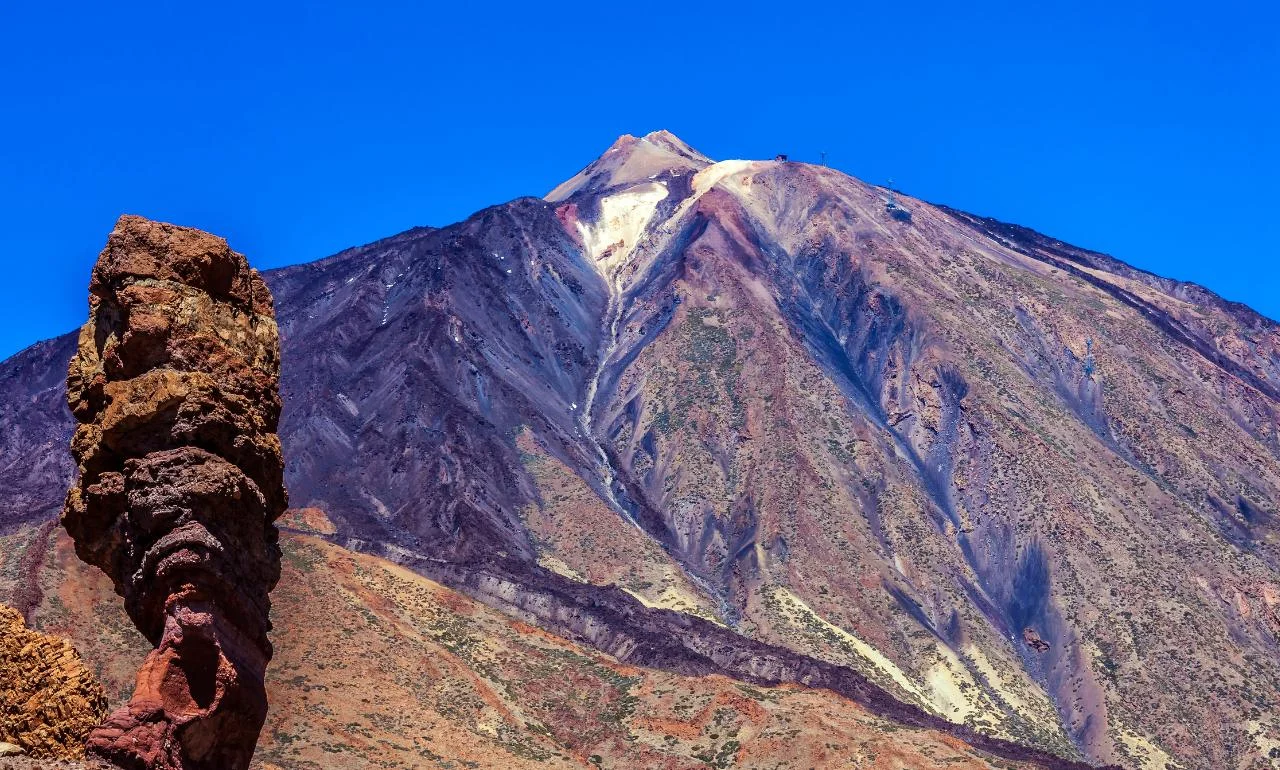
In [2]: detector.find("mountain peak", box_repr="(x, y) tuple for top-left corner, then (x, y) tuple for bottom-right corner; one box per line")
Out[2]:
(637, 130), (709, 162)
(546, 130), (713, 202)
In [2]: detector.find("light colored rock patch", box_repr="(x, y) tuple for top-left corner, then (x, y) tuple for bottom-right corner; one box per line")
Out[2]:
(765, 586), (1044, 741)
(924, 640), (1035, 734)
(964, 643), (1033, 713)
(692, 159), (756, 196)
(924, 653), (979, 721)
(765, 585), (931, 707)
(1246, 720), (1280, 765)
(622, 581), (724, 625)
(576, 182), (669, 275)
(1112, 721), (1184, 770)
(536, 552), (584, 581)
(336, 392), (359, 417)
(362, 491), (392, 520)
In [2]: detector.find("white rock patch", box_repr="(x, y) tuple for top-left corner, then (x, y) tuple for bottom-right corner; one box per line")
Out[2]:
(576, 181), (669, 276)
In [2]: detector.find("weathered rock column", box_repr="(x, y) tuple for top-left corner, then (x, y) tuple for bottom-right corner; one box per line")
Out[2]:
(62, 215), (287, 770)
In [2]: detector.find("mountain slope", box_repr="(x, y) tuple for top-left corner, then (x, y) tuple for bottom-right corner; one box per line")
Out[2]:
(2, 131), (1278, 768)
(537, 133), (1280, 767)
(1, 524), (1050, 770)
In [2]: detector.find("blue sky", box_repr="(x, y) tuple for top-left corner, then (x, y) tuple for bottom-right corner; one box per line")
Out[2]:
(1, 1), (1276, 358)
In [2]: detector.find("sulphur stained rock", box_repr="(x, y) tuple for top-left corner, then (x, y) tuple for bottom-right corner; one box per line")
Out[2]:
(0, 604), (108, 759)
(62, 215), (286, 770)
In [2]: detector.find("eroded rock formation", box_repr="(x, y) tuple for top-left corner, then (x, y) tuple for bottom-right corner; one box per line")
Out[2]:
(0, 605), (108, 760)
(62, 215), (286, 770)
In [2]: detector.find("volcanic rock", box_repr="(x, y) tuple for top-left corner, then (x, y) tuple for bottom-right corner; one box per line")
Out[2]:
(0, 605), (107, 759)
(61, 216), (286, 770)
(1023, 627), (1051, 653)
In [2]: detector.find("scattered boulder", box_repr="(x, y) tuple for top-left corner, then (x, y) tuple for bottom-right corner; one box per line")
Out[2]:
(1023, 627), (1051, 653)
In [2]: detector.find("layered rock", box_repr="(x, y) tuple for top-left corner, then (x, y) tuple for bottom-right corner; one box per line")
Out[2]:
(61, 216), (285, 770)
(0, 604), (108, 760)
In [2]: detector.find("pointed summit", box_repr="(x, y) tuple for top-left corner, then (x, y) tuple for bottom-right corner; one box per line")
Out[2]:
(637, 130), (711, 164)
(546, 130), (713, 202)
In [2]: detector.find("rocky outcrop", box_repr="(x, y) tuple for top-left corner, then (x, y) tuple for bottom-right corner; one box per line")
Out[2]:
(61, 216), (286, 770)
(0, 605), (108, 759)
(1023, 627), (1052, 653)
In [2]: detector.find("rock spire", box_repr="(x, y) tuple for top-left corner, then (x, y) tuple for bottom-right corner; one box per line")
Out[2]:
(63, 215), (286, 770)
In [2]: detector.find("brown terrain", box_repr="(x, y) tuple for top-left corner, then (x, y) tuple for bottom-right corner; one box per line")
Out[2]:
(2, 131), (1279, 767)
(1, 525), (1047, 770)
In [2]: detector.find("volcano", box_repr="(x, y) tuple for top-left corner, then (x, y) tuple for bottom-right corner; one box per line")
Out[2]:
(3, 131), (1279, 769)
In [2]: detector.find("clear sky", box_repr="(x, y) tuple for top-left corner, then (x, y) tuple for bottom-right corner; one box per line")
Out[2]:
(1, 1), (1276, 359)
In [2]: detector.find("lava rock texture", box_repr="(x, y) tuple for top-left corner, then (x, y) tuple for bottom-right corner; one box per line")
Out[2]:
(0, 605), (108, 760)
(61, 216), (285, 770)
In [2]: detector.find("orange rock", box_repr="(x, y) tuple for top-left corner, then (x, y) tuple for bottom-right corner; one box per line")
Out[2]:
(0, 604), (107, 759)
